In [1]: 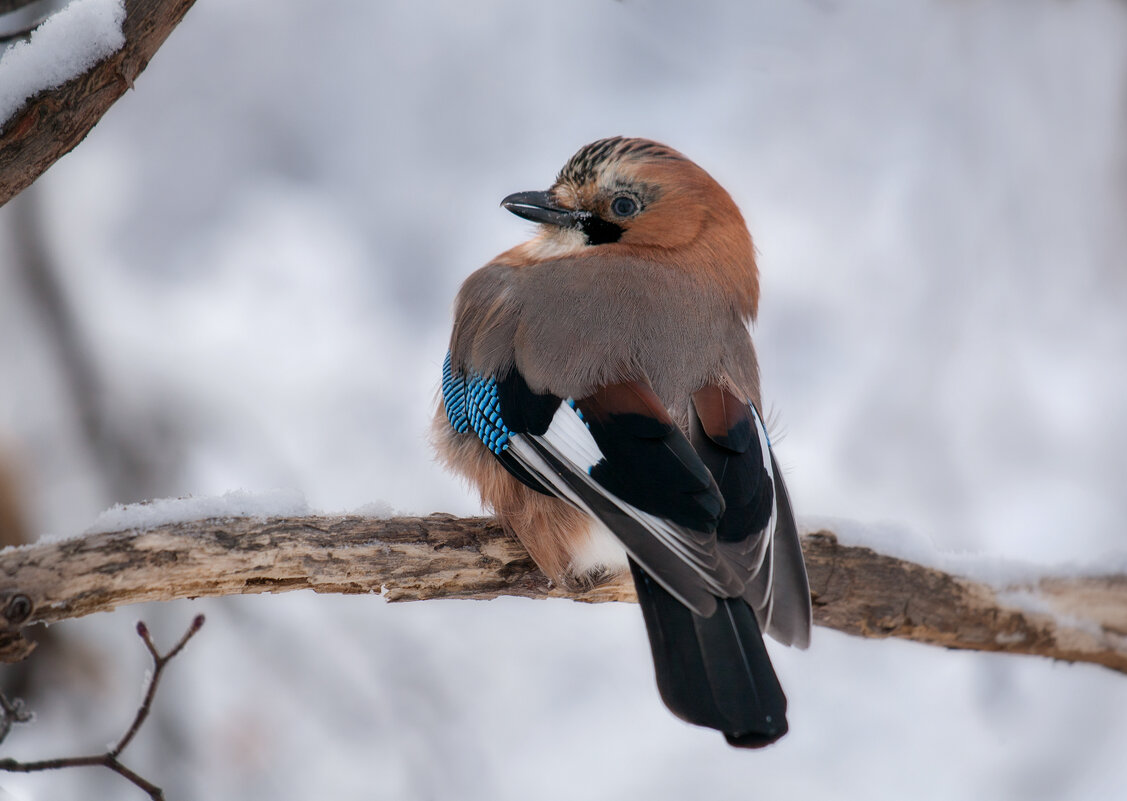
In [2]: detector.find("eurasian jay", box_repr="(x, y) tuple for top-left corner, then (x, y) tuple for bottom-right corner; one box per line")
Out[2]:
(434, 137), (811, 747)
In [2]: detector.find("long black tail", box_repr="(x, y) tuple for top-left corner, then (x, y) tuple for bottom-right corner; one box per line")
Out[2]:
(629, 559), (788, 748)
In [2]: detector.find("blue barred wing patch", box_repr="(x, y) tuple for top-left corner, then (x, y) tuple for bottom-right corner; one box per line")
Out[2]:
(442, 351), (512, 455)
(441, 351), (469, 433)
(466, 374), (511, 454)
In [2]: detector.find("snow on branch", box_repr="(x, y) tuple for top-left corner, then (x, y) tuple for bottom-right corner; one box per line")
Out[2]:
(0, 512), (1124, 675)
(0, 0), (197, 206)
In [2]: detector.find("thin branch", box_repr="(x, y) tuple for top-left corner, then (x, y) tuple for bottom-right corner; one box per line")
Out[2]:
(0, 754), (165, 800)
(0, 0), (199, 206)
(0, 614), (205, 800)
(112, 615), (202, 756)
(0, 513), (1124, 676)
(0, 693), (32, 743)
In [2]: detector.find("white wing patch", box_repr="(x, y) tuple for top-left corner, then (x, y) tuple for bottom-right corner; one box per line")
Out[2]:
(541, 401), (602, 470)
(505, 400), (742, 610)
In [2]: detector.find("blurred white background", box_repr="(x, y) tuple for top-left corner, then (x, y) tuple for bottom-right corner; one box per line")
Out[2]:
(1, 1), (1126, 798)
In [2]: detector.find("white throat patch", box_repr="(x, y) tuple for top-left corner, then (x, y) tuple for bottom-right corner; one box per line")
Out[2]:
(523, 227), (588, 261)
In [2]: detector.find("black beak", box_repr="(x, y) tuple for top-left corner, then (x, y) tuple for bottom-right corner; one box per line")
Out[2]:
(501, 190), (578, 228)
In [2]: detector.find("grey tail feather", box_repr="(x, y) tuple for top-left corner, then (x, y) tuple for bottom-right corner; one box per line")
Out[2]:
(629, 559), (788, 748)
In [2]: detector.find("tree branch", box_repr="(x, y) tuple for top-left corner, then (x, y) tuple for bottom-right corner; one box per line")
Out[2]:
(0, 614), (205, 800)
(0, 513), (1123, 675)
(0, 0), (198, 206)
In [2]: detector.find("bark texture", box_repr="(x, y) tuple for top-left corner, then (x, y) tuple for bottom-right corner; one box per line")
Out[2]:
(1, 514), (1124, 675)
(0, 0), (198, 206)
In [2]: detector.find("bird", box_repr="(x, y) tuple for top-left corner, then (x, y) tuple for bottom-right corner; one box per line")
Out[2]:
(433, 136), (811, 748)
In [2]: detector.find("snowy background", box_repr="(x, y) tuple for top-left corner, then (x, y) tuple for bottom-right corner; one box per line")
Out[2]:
(2, 0), (1127, 799)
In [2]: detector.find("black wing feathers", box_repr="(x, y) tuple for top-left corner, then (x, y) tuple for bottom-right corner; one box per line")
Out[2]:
(492, 370), (559, 495)
(690, 386), (774, 543)
(525, 443), (720, 615)
(474, 369), (803, 745)
(576, 382), (723, 531)
(496, 369), (561, 436)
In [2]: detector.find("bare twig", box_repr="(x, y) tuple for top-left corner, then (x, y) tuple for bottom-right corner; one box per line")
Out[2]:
(0, 614), (204, 800)
(0, 0), (199, 206)
(0, 692), (32, 744)
(0, 513), (1124, 675)
(113, 615), (203, 756)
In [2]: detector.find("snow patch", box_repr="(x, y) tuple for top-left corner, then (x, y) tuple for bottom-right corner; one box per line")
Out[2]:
(801, 514), (1127, 589)
(84, 489), (311, 535)
(0, 0), (126, 126)
(995, 589), (1107, 639)
(349, 500), (397, 518)
(14, 493), (416, 548)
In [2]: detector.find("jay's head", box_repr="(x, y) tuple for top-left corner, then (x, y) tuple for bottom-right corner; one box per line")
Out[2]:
(500, 136), (758, 312)
(503, 137), (750, 253)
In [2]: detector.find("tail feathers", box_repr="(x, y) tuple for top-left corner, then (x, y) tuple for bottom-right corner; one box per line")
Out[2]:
(629, 560), (788, 748)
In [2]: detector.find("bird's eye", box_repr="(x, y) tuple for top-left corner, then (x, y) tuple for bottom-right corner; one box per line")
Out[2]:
(610, 195), (638, 217)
